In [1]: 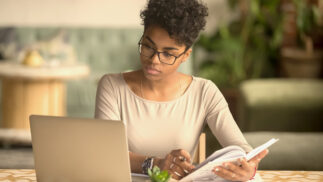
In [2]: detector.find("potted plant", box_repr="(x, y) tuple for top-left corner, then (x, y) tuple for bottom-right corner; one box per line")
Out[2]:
(280, 0), (323, 78)
(147, 166), (171, 182)
(194, 0), (283, 119)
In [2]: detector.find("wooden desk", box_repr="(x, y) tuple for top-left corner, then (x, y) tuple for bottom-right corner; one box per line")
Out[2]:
(258, 170), (323, 181)
(0, 62), (89, 129)
(0, 169), (323, 181)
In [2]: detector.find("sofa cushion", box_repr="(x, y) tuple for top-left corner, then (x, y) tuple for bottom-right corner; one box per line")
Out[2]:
(238, 79), (323, 132)
(244, 131), (323, 170)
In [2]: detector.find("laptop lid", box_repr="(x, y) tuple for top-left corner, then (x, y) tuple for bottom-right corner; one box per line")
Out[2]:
(30, 115), (131, 182)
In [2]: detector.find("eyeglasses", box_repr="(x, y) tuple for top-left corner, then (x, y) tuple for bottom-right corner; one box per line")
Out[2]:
(138, 41), (187, 65)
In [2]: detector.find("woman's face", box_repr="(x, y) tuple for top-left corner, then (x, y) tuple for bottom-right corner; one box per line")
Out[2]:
(139, 25), (191, 81)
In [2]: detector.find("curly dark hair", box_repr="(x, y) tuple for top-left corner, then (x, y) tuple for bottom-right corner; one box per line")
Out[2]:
(140, 0), (208, 48)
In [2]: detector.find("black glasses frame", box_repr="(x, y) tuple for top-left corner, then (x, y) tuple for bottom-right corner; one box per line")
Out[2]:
(138, 36), (188, 65)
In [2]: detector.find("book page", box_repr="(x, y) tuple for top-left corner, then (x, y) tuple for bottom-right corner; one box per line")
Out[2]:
(246, 138), (279, 161)
(180, 138), (278, 182)
(195, 145), (246, 170)
(181, 146), (246, 182)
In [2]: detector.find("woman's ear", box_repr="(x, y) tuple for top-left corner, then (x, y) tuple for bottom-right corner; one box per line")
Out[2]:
(181, 48), (192, 63)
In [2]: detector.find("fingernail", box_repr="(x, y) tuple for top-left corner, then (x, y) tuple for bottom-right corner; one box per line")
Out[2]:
(179, 156), (186, 162)
(214, 167), (220, 172)
(237, 158), (242, 166)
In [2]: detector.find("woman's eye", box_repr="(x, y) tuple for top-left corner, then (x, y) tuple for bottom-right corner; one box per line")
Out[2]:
(162, 52), (172, 58)
(142, 44), (154, 50)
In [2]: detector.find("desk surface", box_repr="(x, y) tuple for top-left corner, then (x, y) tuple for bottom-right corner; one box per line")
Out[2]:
(0, 169), (323, 181)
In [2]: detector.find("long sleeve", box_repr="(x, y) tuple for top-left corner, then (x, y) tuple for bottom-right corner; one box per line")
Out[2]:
(203, 80), (253, 152)
(94, 74), (121, 121)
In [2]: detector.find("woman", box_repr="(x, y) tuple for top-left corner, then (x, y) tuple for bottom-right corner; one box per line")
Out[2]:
(95, 0), (268, 181)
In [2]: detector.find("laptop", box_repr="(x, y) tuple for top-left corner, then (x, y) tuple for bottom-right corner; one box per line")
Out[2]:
(29, 115), (132, 182)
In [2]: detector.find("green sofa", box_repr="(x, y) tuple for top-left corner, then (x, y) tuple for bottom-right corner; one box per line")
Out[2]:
(238, 79), (323, 132)
(244, 131), (323, 170)
(238, 79), (323, 170)
(204, 78), (323, 170)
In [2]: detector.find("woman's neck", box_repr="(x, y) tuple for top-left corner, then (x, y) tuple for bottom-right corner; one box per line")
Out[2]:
(140, 71), (184, 100)
(142, 71), (181, 90)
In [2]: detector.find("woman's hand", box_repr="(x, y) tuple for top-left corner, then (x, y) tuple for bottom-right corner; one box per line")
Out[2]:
(155, 149), (195, 180)
(212, 149), (269, 181)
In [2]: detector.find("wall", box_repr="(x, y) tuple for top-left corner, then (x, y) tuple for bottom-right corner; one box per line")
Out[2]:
(0, 0), (145, 28)
(0, 0), (233, 33)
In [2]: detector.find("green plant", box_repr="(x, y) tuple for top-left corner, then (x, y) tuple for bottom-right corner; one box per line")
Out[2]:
(148, 166), (171, 182)
(195, 0), (283, 88)
(294, 0), (322, 52)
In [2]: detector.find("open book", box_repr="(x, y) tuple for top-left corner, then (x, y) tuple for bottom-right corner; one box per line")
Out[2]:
(180, 138), (279, 182)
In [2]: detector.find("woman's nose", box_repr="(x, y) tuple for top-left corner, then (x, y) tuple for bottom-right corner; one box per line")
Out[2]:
(150, 52), (161, 64)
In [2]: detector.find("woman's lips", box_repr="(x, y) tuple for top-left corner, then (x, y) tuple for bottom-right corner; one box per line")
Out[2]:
(145, 66), (161, 75)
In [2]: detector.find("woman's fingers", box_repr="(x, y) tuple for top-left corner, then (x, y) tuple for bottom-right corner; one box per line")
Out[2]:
(213, 166), (240, 181)
(170, 149), (195, 173)
(170, 155), (195, 173)
(240, 157), (257, 180)
(240, 157), (255, 170)
(259, 149), (269, 159)
(160, 149), (196, 180)
(223, 161), (247, 177)
(165, 161), (186, 180)
(171, 149), (192, 163)
(212, 150), (269, 181)
(212, 157), (259, 181)
(169, 171), (182, 180)
(170, 163), (186, 177)
(249, 149), (269, 165)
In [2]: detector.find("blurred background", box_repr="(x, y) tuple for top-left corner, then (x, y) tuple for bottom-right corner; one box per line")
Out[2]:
(0, 0), (322, 171)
